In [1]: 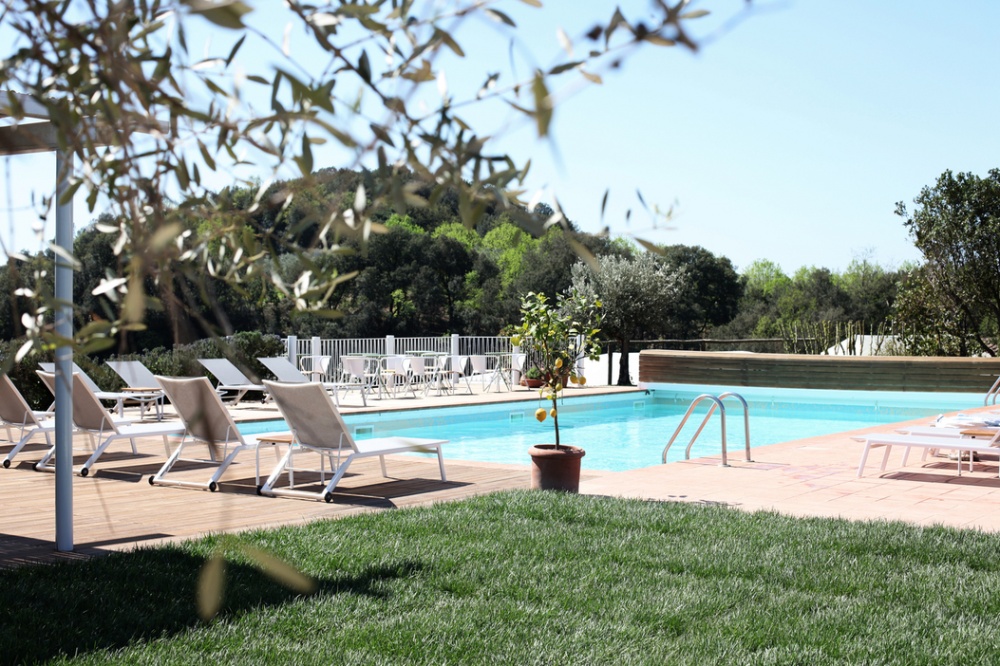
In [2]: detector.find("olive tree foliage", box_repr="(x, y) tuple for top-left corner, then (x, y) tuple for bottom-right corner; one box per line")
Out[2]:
(895, 169), (1000, 356)
(570, 253), (685, 386)
(890, 263), (980, 356)
(0, 0), (729, 356)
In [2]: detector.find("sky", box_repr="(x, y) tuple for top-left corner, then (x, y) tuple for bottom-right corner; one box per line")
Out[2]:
(3, 0), (1000, 274)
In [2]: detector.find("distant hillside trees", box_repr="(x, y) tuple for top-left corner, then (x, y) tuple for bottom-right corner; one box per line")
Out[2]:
(713, 257), (903, 346)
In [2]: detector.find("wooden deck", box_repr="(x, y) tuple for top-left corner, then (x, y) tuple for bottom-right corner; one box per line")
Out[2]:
(0, 384), (632, 568)
(0, 440), (540, 567)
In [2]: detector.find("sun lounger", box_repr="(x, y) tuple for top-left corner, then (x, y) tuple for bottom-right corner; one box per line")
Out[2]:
(149, 375), (287, 491)
(856, 429), (1000, 478)
(258, 380), (447, 502)
(39, 361), (162, 418)
(197, 358), (267, 406)
(34, 371), (185, 477)
(105, 360), (166, 420)
(258, 356), (368, 407)
(0, 374), (55, 468)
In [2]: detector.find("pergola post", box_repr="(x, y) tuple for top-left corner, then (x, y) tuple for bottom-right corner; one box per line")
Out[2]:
(54, 149), (74, 552)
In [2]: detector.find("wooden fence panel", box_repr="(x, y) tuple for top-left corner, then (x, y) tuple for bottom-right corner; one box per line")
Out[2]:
(638, 350), (1000, 393)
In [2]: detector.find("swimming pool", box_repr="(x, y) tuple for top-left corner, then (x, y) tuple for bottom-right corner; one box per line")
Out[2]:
(239, 384), (986, 472)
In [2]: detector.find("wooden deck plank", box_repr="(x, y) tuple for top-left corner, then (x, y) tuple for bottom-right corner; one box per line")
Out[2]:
(0, 384), (641, 567)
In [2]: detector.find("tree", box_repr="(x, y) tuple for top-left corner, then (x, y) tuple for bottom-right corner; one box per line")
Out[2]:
(0, 1), (721, 356)
(837, 255), (902, 326)
(896, 169), (1000, 356)
(891, 264), (982, 356)
(571, 254), (685, 386)
(658, 244), (742, 337)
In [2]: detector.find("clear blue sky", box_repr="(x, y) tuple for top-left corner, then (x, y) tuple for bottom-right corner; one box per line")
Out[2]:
(3, 0), (999, 274)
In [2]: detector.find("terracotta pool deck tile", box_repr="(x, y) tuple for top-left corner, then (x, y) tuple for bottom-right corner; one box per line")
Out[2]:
(581, 401), (1000, 532)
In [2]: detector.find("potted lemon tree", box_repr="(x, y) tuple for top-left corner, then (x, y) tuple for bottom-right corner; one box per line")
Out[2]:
(511, 290), (602, 492)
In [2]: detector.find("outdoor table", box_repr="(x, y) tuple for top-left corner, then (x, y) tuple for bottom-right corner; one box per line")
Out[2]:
(120, 386), (166, 420)
(252, 432), (296, 482)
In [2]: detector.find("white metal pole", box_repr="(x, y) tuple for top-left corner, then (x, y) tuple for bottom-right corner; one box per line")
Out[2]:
(54, 150), (74, 552)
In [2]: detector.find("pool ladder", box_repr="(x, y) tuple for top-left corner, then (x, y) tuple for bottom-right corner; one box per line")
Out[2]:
(985, 375), (1000, 406)
(662, 392), (752, 467)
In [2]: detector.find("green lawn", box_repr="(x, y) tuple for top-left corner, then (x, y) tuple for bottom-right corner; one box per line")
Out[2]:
(5, 490), (1000, 665)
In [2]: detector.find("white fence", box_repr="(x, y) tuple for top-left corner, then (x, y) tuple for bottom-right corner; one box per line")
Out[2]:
(282, 335), (628, 386)
(284, 335), (513, 371)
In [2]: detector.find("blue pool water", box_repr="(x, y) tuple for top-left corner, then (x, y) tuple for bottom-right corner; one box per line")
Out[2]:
(240, 384), (985, 472)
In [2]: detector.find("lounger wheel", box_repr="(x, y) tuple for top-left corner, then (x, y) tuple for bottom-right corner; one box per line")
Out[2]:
(324, 492), (334, 503)
(256, 485), (263, 496)
(148, 476), (155, 486)
(2, 459), (9, 469)
(208, 481), (218, 492)
(80, 467), (89, 477)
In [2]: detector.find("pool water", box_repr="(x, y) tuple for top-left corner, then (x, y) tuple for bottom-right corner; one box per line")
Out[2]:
(239, 384), (986, 472)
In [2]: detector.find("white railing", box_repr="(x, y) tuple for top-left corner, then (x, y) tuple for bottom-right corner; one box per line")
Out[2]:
(395, 337), (451, 354)
(283, 335), (514, 379)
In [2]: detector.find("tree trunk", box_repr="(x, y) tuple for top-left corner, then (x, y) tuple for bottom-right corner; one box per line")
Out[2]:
(616, 337), (632, 386)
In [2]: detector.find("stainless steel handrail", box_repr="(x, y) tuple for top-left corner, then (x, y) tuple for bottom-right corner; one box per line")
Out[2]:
(661, 392), (752, 467)
(985, 375), (1000, 406)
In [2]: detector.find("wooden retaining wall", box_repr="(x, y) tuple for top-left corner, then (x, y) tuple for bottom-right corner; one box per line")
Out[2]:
(638, 350), (1000, 394)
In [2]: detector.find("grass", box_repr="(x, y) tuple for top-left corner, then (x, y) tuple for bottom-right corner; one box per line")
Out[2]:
(5, 490), (1000, 664)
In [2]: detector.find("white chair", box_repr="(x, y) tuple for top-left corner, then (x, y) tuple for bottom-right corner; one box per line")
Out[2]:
(150, 375), (287, 491)
(34, 371), (185, 477)
(259, 380), (447, 502)
(405, 356), (433, 396)
(0, 374), (55, 468)
(437, 355), (473, 395)
(197, 358), (267, 406)
(380, 355), (415, 399)
(469, 354), (506, 392)
(340, 356), (378, 403)
(299, 355), (332, 381)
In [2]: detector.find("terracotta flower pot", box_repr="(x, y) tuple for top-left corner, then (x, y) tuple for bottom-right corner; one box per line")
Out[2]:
(520, 377), (545, 388)
(528, 444), (586, 492)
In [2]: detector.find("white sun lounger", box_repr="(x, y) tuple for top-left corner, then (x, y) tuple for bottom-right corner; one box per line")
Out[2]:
(39, 361), (162, 418)
(149, 375), (287, 491)
(257, 356), (367, 407)
(258, 380), (447, 502)
(35, 371), (185, 477)
(0, 374), (55, 468)
(856, 429), (1000, 478)
(197, 358), (267, 406)
(105, 360), (166, 420)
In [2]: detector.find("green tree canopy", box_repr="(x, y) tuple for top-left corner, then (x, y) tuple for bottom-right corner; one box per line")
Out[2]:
(896, 169), (1000, 356)
(0, 1), (718, 355)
